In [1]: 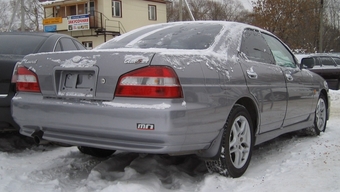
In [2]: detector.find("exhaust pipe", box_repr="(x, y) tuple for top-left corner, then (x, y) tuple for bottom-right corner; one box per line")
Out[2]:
(31, 130), (49, 145)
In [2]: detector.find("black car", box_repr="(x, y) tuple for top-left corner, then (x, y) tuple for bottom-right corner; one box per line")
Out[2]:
(0, 32), (86, 131)
(299, 53), (340, 90)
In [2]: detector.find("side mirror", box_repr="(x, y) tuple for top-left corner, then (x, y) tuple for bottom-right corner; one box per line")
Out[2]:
(300, 58), (315, 69)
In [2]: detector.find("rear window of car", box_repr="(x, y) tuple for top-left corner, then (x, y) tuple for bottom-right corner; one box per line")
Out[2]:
(0, 34), (46, 55)
(98, 23), (223, 50)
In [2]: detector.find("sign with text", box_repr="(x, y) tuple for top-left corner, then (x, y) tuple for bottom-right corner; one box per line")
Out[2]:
(44, 25), (57, 32)
(43, 17), (62, 25)
(67, 14), (90, 31)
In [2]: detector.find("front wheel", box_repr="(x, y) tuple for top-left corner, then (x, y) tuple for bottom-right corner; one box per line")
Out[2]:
(206, 104), (254, 178)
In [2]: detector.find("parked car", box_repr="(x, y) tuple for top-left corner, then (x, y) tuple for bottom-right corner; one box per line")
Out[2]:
(11, 21), (330, 178)
(0, 32), (86, 131)
(299, 53), (340, 90)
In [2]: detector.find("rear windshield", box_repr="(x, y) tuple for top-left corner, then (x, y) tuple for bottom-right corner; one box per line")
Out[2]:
(98, 23), (223, 50)
(0, 34), (46, 55)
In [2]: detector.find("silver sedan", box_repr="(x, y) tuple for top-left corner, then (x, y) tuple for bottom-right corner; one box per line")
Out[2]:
(11, 21), (330, 178)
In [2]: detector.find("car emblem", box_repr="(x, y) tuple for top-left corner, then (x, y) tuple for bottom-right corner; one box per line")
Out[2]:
(137, 123), (155, 130)
(72, 56), (82, 63)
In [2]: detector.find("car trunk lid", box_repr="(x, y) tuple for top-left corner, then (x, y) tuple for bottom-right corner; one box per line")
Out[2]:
(20, 50), (155, 101)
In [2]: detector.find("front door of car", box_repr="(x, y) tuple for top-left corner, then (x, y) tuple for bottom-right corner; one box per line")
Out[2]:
(239, 29), (288, 133)
(262, 33), (315, 126)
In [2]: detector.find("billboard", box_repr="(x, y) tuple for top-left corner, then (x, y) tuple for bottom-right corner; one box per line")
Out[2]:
(44, 25), (57, 32)
(67, 14), (90, 31)
(43, 17), (62, 25)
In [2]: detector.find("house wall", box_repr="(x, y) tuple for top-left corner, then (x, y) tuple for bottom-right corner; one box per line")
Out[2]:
(101, 0), (167, 32)
(42, 0), (167, 48)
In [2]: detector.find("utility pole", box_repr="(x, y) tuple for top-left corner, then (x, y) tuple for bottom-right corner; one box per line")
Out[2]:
(319, 0), (324, 53)
(21, 0), (25, 31)
(179, 0), (182, 21)
(178, 0), (195, 21)
(8, 0), (21, 31)
(183, 0), (195, 21)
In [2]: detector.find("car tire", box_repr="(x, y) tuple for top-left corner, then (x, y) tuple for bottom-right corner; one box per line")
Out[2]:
(313, 94), (328, 135)
(205, 104), (254, 178)
(77, 146), (116, 158)
(303, 94), (328, 136)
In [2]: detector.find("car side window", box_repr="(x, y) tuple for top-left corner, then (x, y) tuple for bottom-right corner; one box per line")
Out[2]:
(262, 33), (296, 68)
(332, 57), (340, 65)
(73, 40), (86, 50)
(59, 38), (78, 51)
(54, 41), (62, 52)
(314, 57), (321, 66)
(319, 56), (336, 66)
(240, 29), (275, 64)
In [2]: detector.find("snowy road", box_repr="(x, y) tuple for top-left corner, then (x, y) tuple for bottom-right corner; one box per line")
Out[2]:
(1, 91), (340, 192)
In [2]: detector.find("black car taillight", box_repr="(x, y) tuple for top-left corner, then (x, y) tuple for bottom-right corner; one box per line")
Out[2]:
(115, 66), (183, 98)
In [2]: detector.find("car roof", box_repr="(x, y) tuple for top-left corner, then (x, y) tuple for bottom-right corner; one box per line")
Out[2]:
(97, 21), (276, 56)
(0, 32), (82, 55)
(0, 31), (68, 37)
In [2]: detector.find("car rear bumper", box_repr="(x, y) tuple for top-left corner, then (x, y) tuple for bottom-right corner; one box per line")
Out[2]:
(12, 93), (223, 154)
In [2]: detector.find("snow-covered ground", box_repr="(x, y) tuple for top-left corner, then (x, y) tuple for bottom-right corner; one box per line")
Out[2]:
(1, 90), (340, 192)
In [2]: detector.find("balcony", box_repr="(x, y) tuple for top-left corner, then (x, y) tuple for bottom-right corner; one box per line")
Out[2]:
(43, 4), (126, 38)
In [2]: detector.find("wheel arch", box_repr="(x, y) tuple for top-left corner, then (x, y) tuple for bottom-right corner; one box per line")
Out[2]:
(236, 97), (259, 135)
(197, 96), (259, 159)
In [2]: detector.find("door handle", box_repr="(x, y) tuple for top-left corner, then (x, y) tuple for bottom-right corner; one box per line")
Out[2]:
(285, 73), (293, 81)
(246, 70), (258, 79)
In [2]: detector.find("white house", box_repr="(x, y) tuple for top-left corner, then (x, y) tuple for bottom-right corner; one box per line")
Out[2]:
(40, 0), (168, 49)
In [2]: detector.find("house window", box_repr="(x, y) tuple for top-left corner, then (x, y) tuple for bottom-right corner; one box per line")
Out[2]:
(82, 41), (93, 50)
(112, 1), (121, 17)
(85, 1), (95, 15)
(148, 5), (156, 20)
(69, 5), (76, 15)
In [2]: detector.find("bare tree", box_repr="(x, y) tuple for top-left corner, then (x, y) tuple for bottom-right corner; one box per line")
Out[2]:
(251, 0), (321, 52)
(23, 0), (44, 31)
(0, 0), (11, 31)
(6, 0), (43, 31)
(167, 0), (249, 22)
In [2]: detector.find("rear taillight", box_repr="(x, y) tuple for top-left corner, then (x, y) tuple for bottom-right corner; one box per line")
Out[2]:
(13, 64), (41, 93)
(115, 66), (183, 98)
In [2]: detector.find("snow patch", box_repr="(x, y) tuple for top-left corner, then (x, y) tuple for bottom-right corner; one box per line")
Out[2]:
(57, 92), (93, 98)
(48, 56), (97, 68)
(124, 55), (150, 64)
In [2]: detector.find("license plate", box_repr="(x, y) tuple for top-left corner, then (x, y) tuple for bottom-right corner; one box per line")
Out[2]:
(57, 70), (95, 98)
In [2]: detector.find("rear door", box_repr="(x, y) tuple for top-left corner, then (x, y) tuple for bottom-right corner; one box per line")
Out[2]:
(261, 33), (316, 126)
(239, 29), (287, 133)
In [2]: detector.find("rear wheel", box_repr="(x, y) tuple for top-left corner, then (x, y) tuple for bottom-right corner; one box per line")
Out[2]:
(77, 146), (116, 158)
(206, 105), (254, 178)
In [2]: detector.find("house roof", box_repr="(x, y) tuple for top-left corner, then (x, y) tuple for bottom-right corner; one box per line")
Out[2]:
(143, 0), (169, 3)
(39, 0), (169, 6)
